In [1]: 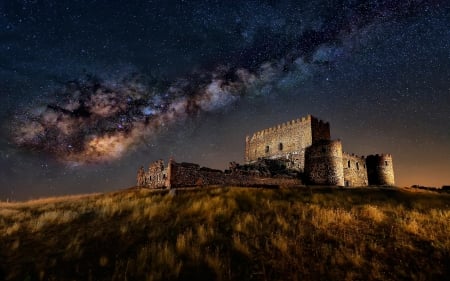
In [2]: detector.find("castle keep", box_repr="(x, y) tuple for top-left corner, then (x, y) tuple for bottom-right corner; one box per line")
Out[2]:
(245, 115), (330, 171)
(137, 114), (395, 188)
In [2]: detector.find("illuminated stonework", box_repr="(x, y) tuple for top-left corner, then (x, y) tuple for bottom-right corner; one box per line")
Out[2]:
(138, 115), (395, 188)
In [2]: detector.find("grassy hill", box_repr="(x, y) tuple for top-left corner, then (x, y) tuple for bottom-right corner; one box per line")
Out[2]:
(1, 186), (449, 281)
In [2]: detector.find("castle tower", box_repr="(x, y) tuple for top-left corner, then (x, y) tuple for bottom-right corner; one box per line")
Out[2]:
(365, 154), (395, 186)
(304, 140), (344, 186)
(244, 115), (330, 172)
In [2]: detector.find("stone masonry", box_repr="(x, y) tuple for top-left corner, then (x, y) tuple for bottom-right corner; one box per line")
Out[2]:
(343, 153), (369, 187)
(245, 115), (330, 171)
(138, 114), (395, 188)
(136, 158), (302, 189)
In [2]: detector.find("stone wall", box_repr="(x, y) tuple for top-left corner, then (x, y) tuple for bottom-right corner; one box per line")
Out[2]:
(304, 140), (344, 186)
(139, 159), (302, 189)
(366, 154), (395, 186)
(342, 153), (368, 187)
(137, 160), (168, 188)
(244, 115), (330, 172)
(138, 114), (396, 189)
(168, 162), (226, 187)
(311, 117), (331, 143)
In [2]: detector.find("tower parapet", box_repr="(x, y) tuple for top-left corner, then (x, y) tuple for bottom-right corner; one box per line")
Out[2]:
(366, 154), (395, 186)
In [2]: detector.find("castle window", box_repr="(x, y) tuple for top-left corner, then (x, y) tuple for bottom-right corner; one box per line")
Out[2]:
(278, 143), (283, 151)
(348, 160), (351, 168)
(265, 146), (269, 153)
(385, 161), (388, 166)
(356, 162), (359, 170)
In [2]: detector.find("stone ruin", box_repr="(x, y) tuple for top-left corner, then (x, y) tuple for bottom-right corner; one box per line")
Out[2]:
(136, 158), (302, 189)
(137, 114), (395, 189)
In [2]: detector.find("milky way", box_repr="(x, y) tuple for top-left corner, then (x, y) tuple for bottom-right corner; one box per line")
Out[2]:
(11, 68), (248, 163)
(10, 0), (437, 164)
(1, 0), (449, 199)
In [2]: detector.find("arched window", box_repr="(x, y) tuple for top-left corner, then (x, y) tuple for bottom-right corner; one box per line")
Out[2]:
(347, 160), (351, 168)
(278, 143), (283, 151)
(265, 146), (269, 153)
(385, 161), (388, 166)
(356, 162), (359, 170)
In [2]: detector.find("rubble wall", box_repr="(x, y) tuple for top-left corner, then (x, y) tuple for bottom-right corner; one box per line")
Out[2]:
(342, 153), (368, 187)
(167, 161), (302, 188)
(168, 162), (226, 187)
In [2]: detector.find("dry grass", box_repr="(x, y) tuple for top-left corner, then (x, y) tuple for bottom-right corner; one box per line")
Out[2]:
(0, 187), (449, 281)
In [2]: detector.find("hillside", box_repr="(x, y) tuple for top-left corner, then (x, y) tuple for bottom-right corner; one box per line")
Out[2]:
(1, 187), (449, 281)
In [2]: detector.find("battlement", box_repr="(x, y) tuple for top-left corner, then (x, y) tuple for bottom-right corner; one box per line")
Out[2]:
(343, 152), (366, 160)
(140, 114), (395, 189)
(245, 114), (331, 167)
(366, 154), (395, 186)
(368, 153), (392, 158)
(249, 115), (317, 140)
(247, 115), (331, 140)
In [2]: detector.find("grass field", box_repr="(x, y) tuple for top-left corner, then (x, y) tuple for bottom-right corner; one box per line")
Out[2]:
(0, 186), (449, 281)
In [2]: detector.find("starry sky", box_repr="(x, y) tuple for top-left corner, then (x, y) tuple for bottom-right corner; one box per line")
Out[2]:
(1, 0), (449, 200)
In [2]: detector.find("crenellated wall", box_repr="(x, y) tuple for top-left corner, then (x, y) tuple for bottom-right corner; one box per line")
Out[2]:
(138, 114), (395, 189)
(304, 140), (344, 186)
(342, 153), (368, 187)
(366, 154), (395, 186)
(245, 115), (330, 172)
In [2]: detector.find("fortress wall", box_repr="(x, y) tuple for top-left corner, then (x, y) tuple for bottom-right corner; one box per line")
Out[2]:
(139, 115), (395, 189)
(145, 169), (167, 188)
(226, 176), (302, 187)
(311, 118), (331, 143)
(245, 115), (319, 170)
(138, 160), (168, 188)
(164, 160), (302, 189)
(342, 153), (368, 187)
(366, 154), (395, 186)
(305, 140), (344, 186)
(168, 162), (226, 188)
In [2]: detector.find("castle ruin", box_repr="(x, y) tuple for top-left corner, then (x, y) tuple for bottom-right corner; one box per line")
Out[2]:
(137, 114), (395, 188)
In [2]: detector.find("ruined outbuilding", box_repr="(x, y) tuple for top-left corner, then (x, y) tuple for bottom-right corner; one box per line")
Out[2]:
(137, 114), (395, 188)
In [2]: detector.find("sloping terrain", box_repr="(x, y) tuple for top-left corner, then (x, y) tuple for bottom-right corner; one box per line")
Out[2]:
(1, 187), (449, 281)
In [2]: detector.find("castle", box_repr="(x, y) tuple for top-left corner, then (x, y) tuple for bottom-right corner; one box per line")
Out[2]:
(137, 115), (395, 188)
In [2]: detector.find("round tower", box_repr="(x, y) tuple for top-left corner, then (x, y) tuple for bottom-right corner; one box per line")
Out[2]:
(305, 140), (344, 186)
(365, 154), (395, 186)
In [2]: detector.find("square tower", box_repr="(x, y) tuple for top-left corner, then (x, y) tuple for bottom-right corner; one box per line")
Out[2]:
(245, 115), (330, 171)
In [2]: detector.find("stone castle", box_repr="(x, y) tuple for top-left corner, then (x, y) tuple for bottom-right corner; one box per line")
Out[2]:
(137, 115), (395, 188)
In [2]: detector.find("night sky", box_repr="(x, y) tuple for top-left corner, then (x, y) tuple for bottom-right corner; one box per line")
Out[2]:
(1, 0), (449, 200)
